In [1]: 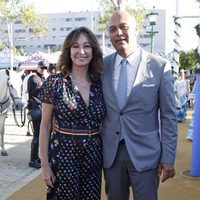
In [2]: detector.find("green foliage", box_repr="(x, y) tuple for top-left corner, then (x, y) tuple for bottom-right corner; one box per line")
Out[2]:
(98, 0), (147, 32)
(0, 0), (48, 46)
(0, 40), (5, 50)
(195, 24), (200, 38)
(179, 49), (199, 70)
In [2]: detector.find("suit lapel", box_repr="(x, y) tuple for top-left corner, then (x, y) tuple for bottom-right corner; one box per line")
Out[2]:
(104, 53), (121, 108)
(124, 49), (151, 107)
(105, 50), (151, 110)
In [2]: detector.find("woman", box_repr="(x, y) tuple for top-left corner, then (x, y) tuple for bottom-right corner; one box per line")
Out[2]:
(186, 81), (196, 140)
(39, 27), (106, 199)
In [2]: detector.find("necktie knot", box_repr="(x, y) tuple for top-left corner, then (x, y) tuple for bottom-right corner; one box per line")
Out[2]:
(121, 59), (128, 66)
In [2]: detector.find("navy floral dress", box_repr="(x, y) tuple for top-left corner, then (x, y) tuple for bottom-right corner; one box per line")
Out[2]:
(39, 73), (106, 200)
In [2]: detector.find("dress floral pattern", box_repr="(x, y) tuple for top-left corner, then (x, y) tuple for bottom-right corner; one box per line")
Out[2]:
(39, 73), (106, 200)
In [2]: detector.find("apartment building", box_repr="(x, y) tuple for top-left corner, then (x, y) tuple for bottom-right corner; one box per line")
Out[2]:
(0, 9), (170, 55)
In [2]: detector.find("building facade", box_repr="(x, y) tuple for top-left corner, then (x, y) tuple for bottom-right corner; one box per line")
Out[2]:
(0, 9), (169, 55)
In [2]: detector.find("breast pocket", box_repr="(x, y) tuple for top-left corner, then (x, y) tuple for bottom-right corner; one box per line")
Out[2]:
(137, 84), (158, 107)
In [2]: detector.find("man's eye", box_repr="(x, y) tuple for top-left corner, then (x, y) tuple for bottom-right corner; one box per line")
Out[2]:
(121, 25), (129, 30)
(109, 27), (116, 33)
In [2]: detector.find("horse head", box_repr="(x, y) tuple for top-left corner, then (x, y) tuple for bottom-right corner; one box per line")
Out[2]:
(8, 70), (24, 110)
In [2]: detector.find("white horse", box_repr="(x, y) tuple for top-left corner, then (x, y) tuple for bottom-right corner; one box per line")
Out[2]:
(0, 69), (23, 156)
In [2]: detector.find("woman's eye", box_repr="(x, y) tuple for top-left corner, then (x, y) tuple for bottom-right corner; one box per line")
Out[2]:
(84, 45), (91, 48)
(72, 45), (79, 48)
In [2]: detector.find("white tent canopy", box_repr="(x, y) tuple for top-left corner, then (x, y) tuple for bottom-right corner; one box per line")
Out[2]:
(20, 51), (60, 71)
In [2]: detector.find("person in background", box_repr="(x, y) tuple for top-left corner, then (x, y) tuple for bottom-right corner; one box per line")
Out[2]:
(27, 61), (47, 169)
(47, 63), (56, 75)
(39, 27), (105, 199)
(21, 70), (31, 81)
(174, 69), (190, 122)
(186, 80), (196, 140)
(101, 11), (178, 200)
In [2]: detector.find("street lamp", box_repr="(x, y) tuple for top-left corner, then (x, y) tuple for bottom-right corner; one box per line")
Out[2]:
(146, 10), (159, 53)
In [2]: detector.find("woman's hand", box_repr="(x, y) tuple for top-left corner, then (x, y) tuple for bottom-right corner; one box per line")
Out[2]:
(41, 164), (56, 188)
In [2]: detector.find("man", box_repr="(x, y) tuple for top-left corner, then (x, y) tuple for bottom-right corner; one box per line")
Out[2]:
(101, 11), (178, 200)
(27, 61), (47, 169)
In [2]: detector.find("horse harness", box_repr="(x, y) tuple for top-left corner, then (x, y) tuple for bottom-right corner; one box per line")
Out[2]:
(0, 77), (10, 115)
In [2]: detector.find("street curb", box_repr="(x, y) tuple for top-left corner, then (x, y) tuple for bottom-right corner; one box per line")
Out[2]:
(1, 170), (41, 200)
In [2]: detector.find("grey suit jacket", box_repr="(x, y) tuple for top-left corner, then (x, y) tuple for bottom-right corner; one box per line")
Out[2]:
(101, 49), (178, 171)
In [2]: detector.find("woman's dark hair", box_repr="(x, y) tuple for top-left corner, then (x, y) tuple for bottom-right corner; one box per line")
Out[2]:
(57, 26), (103, 82)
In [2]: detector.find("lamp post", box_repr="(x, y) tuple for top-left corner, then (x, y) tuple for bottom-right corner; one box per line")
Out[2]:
(146, 10), (159, 53)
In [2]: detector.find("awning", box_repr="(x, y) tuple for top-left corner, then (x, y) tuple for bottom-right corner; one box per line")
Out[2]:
(19, 63), (38, 71)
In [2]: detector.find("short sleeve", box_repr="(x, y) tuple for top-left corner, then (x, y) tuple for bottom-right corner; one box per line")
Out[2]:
(39, 74), (56, 104)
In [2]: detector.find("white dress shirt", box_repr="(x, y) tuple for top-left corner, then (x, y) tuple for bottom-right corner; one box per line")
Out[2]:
(113, 48), (141, 97)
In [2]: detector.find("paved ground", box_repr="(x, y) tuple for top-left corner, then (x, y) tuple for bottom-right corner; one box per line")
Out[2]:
(1, 109), (200, 200)
(0, 111), (41, 200)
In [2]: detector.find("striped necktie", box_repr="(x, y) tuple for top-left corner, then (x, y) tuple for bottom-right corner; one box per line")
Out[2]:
(117, 59), (128, 108)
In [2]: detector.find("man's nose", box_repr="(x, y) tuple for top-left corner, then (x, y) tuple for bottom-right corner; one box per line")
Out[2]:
(116, 28), (123, 35)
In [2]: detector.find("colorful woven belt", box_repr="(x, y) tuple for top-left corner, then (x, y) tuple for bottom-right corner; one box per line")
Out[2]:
(53, 124), (100, 136)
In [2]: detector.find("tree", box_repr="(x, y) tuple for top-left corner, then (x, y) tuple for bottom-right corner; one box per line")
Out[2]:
(0, 0), (48, 70)
(195, 24), (200, 38)
(98, 0), (147, 32)
(179, 49), (199, 70)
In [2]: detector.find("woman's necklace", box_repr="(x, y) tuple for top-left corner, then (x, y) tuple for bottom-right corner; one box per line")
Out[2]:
(62, 74), (79, 110)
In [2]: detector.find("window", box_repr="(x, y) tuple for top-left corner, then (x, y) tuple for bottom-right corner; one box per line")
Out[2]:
(29, 28), (33, 33)
(60, 18), (66, 22)
(74, 17), (87, 22)
(60, 36), (66, 41)
(15, 29), (25, 33)
(44, 44), (56, 49)
(60, 27), (72, 31)
(95, 34), (102, 40)
(140, 34), (151, 38)
(52, 18), (56, 23)
(52, 28), (56, 31)
(66, 18), (73, 22)
(15, 20), (21, 24)
(17, 37), (26, 41)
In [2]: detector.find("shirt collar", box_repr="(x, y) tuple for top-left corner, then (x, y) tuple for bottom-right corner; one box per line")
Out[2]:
(116, 48), (141, 67)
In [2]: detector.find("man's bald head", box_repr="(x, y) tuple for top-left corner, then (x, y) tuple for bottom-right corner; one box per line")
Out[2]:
(107, 11), (138, 57)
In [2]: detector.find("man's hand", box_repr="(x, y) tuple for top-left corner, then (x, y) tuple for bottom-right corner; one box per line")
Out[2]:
(157, 163), (175, 183)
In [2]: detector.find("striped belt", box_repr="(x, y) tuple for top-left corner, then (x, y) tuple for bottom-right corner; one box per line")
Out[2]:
(53, 125), (100, 136)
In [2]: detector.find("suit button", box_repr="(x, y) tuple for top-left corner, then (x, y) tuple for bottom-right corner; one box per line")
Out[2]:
(116, 131), (119, 135)
(119, 112), (123, 115)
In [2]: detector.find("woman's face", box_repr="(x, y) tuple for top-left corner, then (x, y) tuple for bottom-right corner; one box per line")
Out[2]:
(70, 34), (93, 68)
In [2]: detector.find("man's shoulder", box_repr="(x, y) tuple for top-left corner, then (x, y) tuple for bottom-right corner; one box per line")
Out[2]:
(143, 49), (167, 64)
(104, 52), (116, 60)
(103, 53), (116, 67)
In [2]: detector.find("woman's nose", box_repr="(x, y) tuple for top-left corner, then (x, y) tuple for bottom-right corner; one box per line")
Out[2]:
(78, 47), (85, 54)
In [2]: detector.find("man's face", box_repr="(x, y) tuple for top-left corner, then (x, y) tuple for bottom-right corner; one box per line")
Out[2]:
(37, 66), (45, 74)
(108, 11), (138, 57)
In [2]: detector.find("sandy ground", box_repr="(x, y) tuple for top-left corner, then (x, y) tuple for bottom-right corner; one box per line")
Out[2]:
(1, 110), (200, 200)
